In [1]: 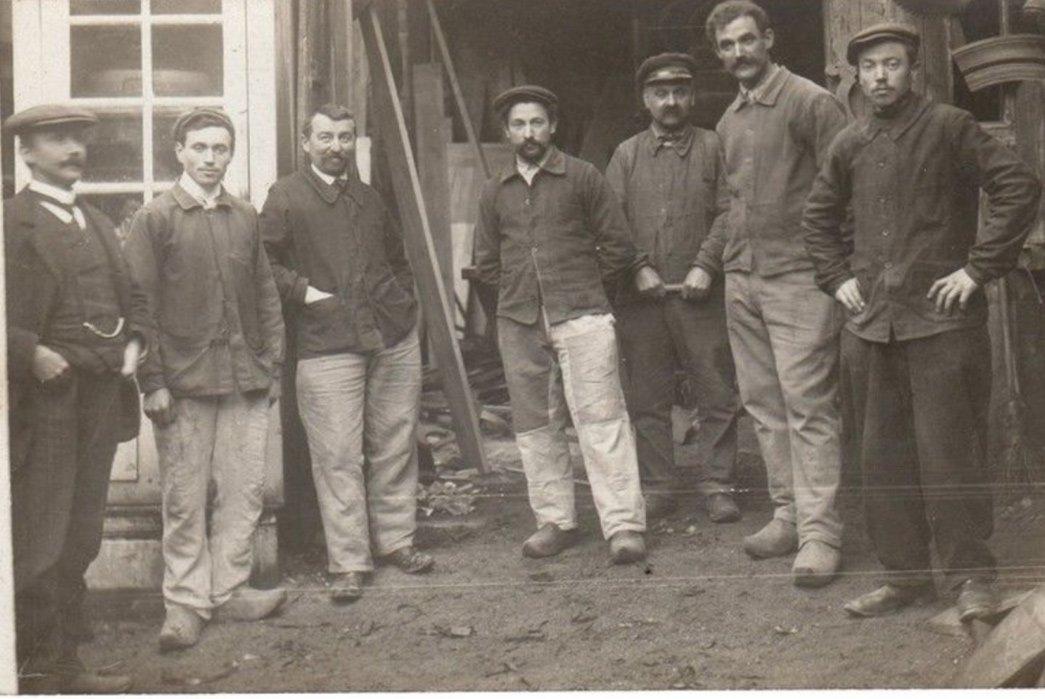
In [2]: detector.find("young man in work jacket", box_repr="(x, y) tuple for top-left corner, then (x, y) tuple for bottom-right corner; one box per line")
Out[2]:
(707, 0), (849, 587)
(606, 52), (743, 525)
(260, 104), (432, 604)
(474, 85), (654, 564)
(4, 103), (149, 693)
(803, 23), (1042, 619)
(124, 108), (287, 651)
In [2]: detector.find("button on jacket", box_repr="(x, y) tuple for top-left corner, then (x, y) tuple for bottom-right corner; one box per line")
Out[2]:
(605, 125), (730, 293)
(260, 166), (417, 358)
(803, 92), (1042, 342)
(714, 65), (848, 276)
(473, 146), (646, 325)
(125, 184), (285, 397)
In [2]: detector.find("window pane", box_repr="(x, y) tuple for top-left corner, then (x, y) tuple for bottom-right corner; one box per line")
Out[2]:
(84, 111), (143, 183)
(71, 0), (140, 15)
(152, 25), (223, 96)
(152, 0), (220, 13)
(152, 110), (182, 180)
(71, 26), (143, 97)
(80, 194), (144, 244)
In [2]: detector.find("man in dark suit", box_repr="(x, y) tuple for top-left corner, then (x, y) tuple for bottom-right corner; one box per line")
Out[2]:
(4, 104), (152, 692)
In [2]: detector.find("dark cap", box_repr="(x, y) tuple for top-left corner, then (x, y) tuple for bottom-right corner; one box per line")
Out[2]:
(3, 104), (98, 136)
(846, 22), (920, 65)
(636, 53), (698, 87)
(492, 85), (559, 117)
(171, 107), (235, 143)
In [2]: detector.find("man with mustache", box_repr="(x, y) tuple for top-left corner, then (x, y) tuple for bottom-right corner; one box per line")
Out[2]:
(706, 0), (848, 586)
(124, 108), (287, 650)
(3, 104), (149, 692)
(260, 104), (432, 603)
(473, 86), (649, 563)
(606, 53), (742, 524)
(804, 24), (1041, 618)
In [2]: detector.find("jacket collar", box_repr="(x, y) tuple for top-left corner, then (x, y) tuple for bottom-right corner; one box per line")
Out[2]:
(860, 91), (930, 143)
(730, 64), (787, 112)
(498, 146), (566, 183)
(170, 180), (233, 211)
(648, 123), (695, 157)
(302, 162), (363, 205)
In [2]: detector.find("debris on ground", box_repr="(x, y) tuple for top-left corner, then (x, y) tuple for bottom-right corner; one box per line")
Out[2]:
(417, 480), (480, 517)
(161, 660), (240, 687)
(772, 625), (799, 636)
(431, 624), (475, 638)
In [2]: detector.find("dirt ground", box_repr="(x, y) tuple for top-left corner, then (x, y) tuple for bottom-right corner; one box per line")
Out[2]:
(79, 427), (1045, 692)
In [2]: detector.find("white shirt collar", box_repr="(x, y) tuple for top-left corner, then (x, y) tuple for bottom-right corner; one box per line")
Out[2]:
(515, 151), (550, 186)
(28, 178), (77, 206)
(178, 172), (222, 208)
(311, 163), (348, 187)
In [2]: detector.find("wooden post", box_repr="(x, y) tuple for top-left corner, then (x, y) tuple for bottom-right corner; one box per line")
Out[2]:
(426, 0), (490, 178)
(360, 4), (491, 474)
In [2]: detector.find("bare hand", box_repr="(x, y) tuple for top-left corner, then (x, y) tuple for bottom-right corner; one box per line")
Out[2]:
(834, 278), (866, 314)
(681, 267), (713, 301)
(144, 387), (175, 427)
(121, 338), (143, 378)
(304, 286), (334, 305)
(927, 268), (979, 314)
(32, 345), (70, 383)
(634, 266), (666, 299)
(268, 379), (281, 406)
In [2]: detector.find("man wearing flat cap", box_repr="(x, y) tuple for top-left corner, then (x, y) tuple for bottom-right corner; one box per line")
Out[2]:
(4, 103), (149, 692)
(606, 53), (743, 525)
(804, 23), (1042, 618)
(474, 85), (650, 563)
(123, 107), (287, 650)
(706, 0), (849, 587)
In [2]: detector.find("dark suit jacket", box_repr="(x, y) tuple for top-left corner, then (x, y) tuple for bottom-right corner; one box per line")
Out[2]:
(4, 187), (154, 468)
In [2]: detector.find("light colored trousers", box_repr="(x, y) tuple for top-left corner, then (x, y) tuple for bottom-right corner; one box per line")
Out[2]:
(296, 329), (421, 573)
(154, 391), (269, 618)
(498, 312), (646, 539)
(724, 269), (844, 548)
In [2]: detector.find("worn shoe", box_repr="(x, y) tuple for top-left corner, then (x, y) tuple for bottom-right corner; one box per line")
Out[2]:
(791, 540), (841, 588)
(609, 530), (647, 564)
(328, 572), (365, 604)
(383, 546), (435, 574)
(644, 493), (678, 520)
(844, 584), (936, 618)
(707, 493), (741, 523)
(522, 524), (580, 559)
(956, 578), (1000, 623)
(215, 587), (288, 621)
(158, 605), (206, 652)
(742, 518), (798, 559)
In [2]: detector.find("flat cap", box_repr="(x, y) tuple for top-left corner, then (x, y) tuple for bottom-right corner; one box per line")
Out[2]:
(3, 104), (98, 135)
(171, 107), (235, 140)
(636, 52), (698, 87)
(847, 22), (920, 65)
(492, 85), (559, 116)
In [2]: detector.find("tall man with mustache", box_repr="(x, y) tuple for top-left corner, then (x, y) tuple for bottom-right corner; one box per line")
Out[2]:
(606, 53), (742, 524)
(804, 24), (1041, 618)
(3, 104), (148, 692)
(707, 0), (848, 586)
(124, 108), (288, 651)
(260, 104), (433, 603)
(473, 86), (649, 563)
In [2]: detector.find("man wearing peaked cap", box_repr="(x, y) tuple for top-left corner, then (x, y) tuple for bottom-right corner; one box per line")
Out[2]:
(474, 84), (652, 564)
(606, 53), (743, 525)
(804, 21), (1041, 620)
(4, 103), (150, 692)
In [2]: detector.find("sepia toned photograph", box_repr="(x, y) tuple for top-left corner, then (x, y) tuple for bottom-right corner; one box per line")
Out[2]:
(1, 0), (1044, 693)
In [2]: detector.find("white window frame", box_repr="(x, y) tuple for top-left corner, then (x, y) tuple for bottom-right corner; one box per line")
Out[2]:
(11, 0), (276, 208)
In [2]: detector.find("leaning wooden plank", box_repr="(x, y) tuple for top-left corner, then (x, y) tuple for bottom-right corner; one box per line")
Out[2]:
(359, 5), (490, 475)
(953, 584), (1045, 688)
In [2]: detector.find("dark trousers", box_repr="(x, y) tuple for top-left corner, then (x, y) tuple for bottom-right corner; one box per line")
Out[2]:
(12, 371), (122, 673)
(617, 293), (740, 495)
(841, 327), (996, 590)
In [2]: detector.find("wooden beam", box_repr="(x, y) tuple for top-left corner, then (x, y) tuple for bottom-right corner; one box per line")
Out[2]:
(274, 0), (297, 175)
(0, 132), (17, 694)
(425, 0), (490, 179)
(360, 5), (491, 474)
